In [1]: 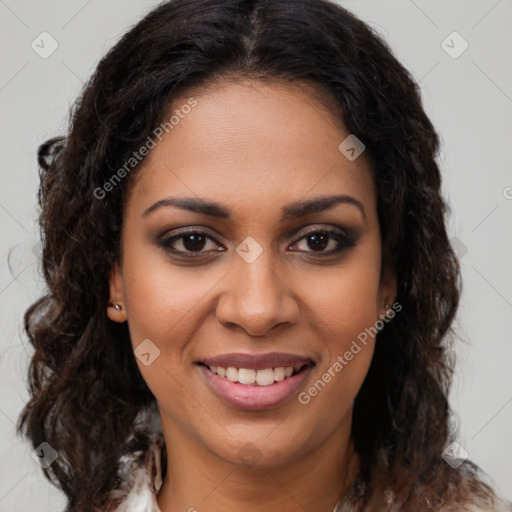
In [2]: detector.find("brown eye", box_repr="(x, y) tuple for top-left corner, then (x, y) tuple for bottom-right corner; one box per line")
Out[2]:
(181, 233), (207, 252)
(305, 232), (330, 251)
(158, 230), (222, 257)
(157, 226), (356, 260)
(290, 229), (356, 255)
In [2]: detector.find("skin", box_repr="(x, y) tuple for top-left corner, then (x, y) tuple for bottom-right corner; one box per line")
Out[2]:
(108, 79), (396, 512)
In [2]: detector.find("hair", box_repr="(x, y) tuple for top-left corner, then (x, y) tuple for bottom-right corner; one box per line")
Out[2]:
(17, 0), (503, 511)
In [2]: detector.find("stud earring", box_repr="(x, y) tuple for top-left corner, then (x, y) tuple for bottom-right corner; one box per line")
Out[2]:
(109, 302), (122, 311)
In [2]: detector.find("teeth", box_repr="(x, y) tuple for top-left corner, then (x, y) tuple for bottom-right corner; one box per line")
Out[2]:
(274, 367), (285, 382)
(238, 368), (256, 384)
(256, 368), (275, 386)
(226, 367), (238, 382)
(207, 365), (300, 385)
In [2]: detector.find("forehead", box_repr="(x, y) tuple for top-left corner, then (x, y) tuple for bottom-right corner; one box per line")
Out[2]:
(126, 79), (375, 220)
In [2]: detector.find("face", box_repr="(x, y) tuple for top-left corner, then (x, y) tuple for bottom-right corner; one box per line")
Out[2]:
(108, 79), (396, 469)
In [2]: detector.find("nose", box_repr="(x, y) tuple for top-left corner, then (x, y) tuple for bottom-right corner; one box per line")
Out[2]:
(215, 249), (300, 337)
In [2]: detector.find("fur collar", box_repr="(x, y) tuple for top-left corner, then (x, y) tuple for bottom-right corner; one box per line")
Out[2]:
(106, 432), (164, 512)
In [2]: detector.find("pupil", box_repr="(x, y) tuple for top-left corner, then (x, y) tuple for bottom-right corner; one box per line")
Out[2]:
(308, 233), (328, 251)
(184, 234), (205, 251)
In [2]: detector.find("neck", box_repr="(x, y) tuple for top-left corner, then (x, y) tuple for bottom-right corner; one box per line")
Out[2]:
(156, 415), (359, 512)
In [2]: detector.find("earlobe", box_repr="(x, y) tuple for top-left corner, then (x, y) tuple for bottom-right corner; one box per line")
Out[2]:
(107, 263), (127, 323)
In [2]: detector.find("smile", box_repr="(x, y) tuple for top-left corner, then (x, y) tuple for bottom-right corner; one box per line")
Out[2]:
(196, 352), (315, 410)
(205, 364), (302, 386)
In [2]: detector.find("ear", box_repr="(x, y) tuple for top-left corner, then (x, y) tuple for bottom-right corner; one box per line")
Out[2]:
(107, 262), (127, 323)
(378, 264), (397, 318)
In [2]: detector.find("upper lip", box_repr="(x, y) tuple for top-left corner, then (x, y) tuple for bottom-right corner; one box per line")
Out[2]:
(198, 352), (315, 371)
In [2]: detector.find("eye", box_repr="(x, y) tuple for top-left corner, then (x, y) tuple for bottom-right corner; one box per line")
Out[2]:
(158, 230), (223, 257)
(289, 228), (356, 255)
(157, 226), (356, 259)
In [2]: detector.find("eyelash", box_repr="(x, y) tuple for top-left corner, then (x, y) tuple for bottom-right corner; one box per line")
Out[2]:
(157, 227), (356, 259)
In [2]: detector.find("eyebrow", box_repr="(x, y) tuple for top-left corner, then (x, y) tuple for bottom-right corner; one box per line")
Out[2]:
(142, 194), (366, 221)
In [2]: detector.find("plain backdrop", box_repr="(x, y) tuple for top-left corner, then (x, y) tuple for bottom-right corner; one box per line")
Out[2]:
(1, 1), (511, 510)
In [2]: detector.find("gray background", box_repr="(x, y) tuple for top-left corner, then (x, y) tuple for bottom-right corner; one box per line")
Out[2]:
(1, 0), (511, 510)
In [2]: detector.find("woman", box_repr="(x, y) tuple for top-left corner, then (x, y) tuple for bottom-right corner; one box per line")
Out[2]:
(17, 0), (510, 511)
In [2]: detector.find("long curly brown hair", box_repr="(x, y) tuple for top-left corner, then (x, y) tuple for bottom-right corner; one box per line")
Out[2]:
(17, 0), (503, 511)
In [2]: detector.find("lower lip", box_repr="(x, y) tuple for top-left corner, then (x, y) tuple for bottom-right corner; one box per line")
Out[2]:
(198, 364), (314, 411)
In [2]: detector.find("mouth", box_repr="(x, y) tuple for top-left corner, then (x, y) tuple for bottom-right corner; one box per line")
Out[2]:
(195, 352), (315, 411)
(197, 361), (312, 386)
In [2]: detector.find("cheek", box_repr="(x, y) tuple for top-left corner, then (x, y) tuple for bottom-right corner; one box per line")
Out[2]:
(121, 253), (201, 419)
(121, 243), (210, 347)
(120, 244), (224, 414)
(299, 246), (382, 343)
(294, 245), (381, 421)
(297, 285), (378, 439)
(307, 272), (378, 401)
(297, 346), (374, 447)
